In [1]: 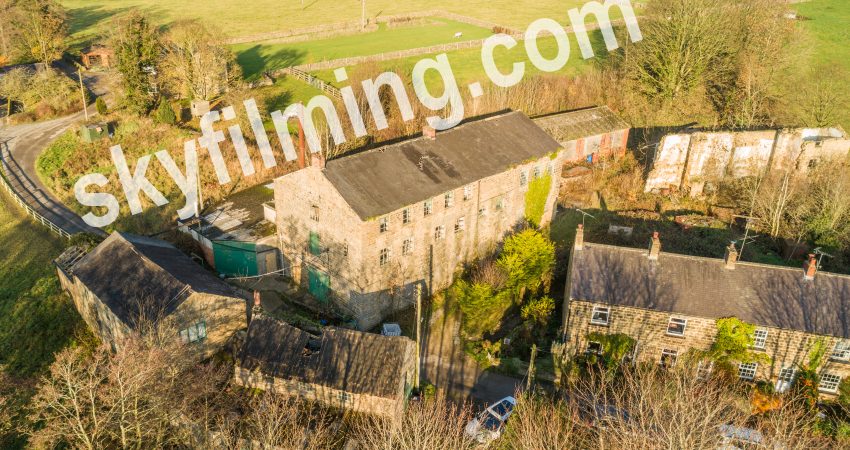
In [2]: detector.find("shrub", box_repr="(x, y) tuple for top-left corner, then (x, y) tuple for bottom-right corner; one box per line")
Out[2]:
(497, 229), (555, 300)
(154, 99), (176, 125)
(95, 97), (108, 115)
(453, 280), (512, 340)
(521, 296), (555, 327)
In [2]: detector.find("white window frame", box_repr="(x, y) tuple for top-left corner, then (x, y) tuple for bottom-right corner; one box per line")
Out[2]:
(831, 340), (850, 361)
(738, 362), (758, 381)
(752, 329), (768, 350)
(586, 341), (603, 356)
(660, 349), (678, 367)
(179, 320), (207, 344)
(533, 166), (542, 179)
(820, 373), (841, 393)
(666, 317), (687, 336)
(402, 208), (411, 224)
(402, 238), (414, 255)
(379, 248), (390, 266)
(445, 192), (454, 208)
(696, 360), (714, 379)
(455, 217), (465, 233)
(590, 306), (610, 325)
(519, 171), (528, 186)
(434, 225), (445, 240)
(379, 217), (388, 233)
(463, 185), (473, 201)
(776, 367), (796, 393)
(423, 199), (433, 216)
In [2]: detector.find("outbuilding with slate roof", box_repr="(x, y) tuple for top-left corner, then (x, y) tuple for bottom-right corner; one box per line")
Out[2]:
(55, 232), (248, 357)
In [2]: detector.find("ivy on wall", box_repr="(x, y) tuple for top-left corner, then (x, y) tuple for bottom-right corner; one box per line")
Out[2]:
(524, 173), (552, 227)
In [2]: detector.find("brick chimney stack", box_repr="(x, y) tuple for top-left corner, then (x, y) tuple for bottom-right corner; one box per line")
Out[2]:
(252, 290), (262, 319)
(310, 151), (325, 169)
(574, 224), (584, 250)
(423, 125), (437, 140)
(724, 244), (738, 270)
(648, 232), (661, 260)
(804, 254), (818, 280)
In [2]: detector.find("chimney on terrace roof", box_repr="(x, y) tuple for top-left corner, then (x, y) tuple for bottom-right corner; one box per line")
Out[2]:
(724, 244), (738, 270)
(804, 254), (818, 280)
(574, 224), (584, 250)
(648, 232), (661, 261)
(423, 125), (437, 140)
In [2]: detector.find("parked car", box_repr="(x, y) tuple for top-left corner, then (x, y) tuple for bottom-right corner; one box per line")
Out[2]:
(464, 396), (516, 444)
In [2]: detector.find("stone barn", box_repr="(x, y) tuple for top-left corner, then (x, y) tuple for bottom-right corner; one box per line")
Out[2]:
(54, 232), (248, 358)
(234, 314), (416, 417)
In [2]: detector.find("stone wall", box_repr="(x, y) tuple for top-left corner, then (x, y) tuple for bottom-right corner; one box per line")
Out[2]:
(564, 299), (850, 398)
(233, 367), (405, 417)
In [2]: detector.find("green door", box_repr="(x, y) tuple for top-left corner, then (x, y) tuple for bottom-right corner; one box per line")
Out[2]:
(307, 266), (330, 302)
(308, 232), (322, 256)
(212, 240), (257, 277)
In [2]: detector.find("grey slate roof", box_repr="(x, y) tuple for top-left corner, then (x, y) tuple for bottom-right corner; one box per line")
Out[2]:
(239, 315), (414, 398)
(70, 232), (236, 327)
(533, 106), (630, 144)
(322, 111), (561, 220)
(570, 243), (850, 338)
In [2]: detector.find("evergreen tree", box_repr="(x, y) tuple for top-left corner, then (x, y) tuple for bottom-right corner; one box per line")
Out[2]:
(113, 12), (160, 115)
(154, 98), (176, 125)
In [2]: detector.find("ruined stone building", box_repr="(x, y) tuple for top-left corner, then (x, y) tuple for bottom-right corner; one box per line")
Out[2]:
(234, 313), (416, 417)
(562, 226), (850, 398)
(534, 105), (630, 163)
(54, 232), (248, 358)
(645, 127), (850, 196)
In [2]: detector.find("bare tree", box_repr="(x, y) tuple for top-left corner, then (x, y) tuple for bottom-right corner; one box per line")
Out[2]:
(11, 0), (68, 66)
(161, 20), (242, 101)
(352, 396), (475, 450)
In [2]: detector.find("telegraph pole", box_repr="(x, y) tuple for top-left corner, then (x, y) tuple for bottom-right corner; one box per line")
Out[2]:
(415, 283), (422, 390)
(77, 68), (88, 121)
(526, 344), (538, 391)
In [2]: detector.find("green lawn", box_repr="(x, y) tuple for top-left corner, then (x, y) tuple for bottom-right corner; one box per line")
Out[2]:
(0, 190), (87, 448)
(62, 0), (609, 42)
(232, 19), (494, 79)
(0, 192), (84, 377)
(794, 0), (850, 129)
(312, 30), (607, 91)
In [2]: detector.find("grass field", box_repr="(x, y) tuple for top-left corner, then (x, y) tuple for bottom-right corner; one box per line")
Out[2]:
(232, 19), (493, 79)
(0, 192), (83, 377)
(794, 0), (850, 129)
(62, 0), (610, 42)
(0, 190), (87, 447)
(312, 31), (608, 91)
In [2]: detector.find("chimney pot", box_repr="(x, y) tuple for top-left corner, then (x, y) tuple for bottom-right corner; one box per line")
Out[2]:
(648, 231), (661, 260)
(253, 291), (261, 307)
(804, 254), (817, 280)
(423, 125), (436, 140)
(574, 224), (584, 250)
(724, 244), (738, 269)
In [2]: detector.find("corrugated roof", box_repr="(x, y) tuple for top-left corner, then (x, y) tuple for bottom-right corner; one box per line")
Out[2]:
(570, 243), (850, 338)
(239, 315), (414, 398)
(322, 111), (561, 220)
(70, 232), (236, 327)
(533, 106), (630, 144)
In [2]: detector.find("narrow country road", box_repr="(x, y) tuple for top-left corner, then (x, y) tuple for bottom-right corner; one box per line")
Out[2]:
(0, 112), (103, 236)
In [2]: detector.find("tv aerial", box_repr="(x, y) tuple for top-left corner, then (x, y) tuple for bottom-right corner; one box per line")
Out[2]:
(813, 247), (834, 269)
(575, 208), (596, 228)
